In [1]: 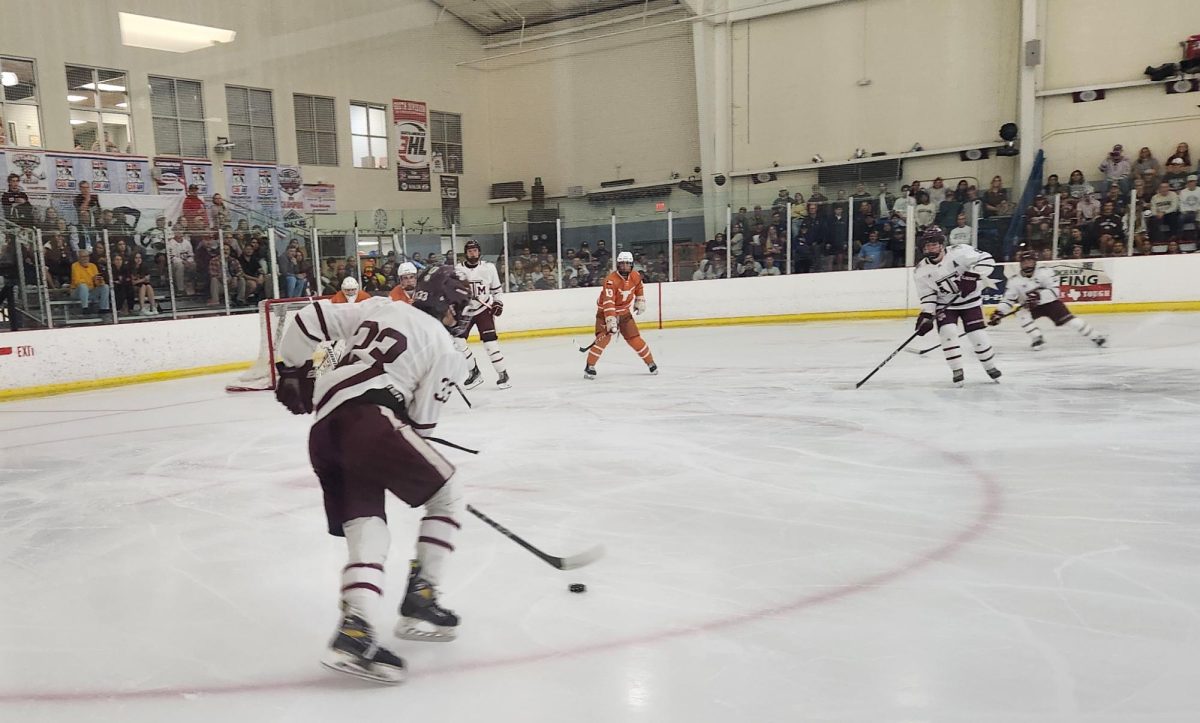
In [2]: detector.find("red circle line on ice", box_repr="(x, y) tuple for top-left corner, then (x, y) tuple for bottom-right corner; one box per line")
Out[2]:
(0, 416), (1003, 703)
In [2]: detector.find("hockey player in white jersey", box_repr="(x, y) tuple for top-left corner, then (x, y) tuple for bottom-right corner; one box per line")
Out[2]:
(913, 225), (1002, 386)
(455, 239), (510, 389)
(988, 250), (1107, 349)
(273, 266), (473, 684)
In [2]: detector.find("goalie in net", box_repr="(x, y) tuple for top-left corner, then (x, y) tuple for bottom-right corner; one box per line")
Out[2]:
(226, 294), (336, 392)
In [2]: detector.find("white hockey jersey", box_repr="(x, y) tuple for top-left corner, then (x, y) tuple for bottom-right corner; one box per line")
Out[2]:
(277, 296), (466, 431)
(995, 266), (1060, 315)
(913, 244), (995, 313)
(455, 260), (503, 318)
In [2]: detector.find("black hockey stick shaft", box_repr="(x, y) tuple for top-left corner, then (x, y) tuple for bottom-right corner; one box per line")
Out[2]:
(467, 504), (575, 570)
(578, 332), (610, 353)
(855, 330), (921, 389)
(911, 306), (1021, 355)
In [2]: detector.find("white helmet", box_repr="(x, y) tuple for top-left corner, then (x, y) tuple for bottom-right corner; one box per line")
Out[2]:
(398, 262), (417, 277)
(341, 276), (359, 299)
(617, 251), (634, 264)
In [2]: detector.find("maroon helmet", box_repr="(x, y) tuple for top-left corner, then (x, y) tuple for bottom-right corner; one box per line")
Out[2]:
(412, 265), (472, 330)
(1017, 249), (1038, 276)
(920, 225), (946, 260)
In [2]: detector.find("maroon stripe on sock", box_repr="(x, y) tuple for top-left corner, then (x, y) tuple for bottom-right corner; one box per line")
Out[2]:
(943, 345), (960, 351)
(341, 582), (382, 595)
(946, 355), (962, 361)
(975, 346), (992, 355)
(344, 562), (384, 572)
(418, 536), (455, 552)
(422, 515), (461, 530)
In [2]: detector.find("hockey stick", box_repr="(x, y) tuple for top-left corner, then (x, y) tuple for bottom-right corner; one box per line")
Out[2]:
(855, 330), (921, 389)
(466, 504), (605, 571)
(578, 332), (611, 353)
(905, 306), (1022, 355)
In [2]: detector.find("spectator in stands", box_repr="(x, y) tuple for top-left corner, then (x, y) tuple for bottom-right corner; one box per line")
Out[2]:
(277, 246), (303, 297)
(948, 213), (973, 246)
(953, 179), (970, 203)
(1067, 169), (1093, 199)
(164, 230), (196, 295)
(1102, 184), (1127, 216)
(73, 181), (101, 228)
(728, 222), (745, 258)
(1138, 166), (1160, 195)
(1169, 142), (1191, 168)
(2, 173), (34, 226)
(573, 258), (592, 287)
(1165, 239), (1180, 255)
(1134, 147), (1161, 179)
(1099, 145), (1132, 192)
(1093, 201), (1124, 253)
(1026, 194), (1053, 245)
(297, 248), (315, 294)
(42, 232), (71, 286)
(1150, 181), (1180, 241)
(182, 185), (209, 229)
(705, 232), (729, 265)
(1069, 242), (1085, 259)
(759, 254), (781, 276)
(983, 175), (1011, 218)
(210, 193), (231, 230)
(828, 205), (849, 269)
(772, 189), (790, 210)
(70, 249), (109, 316)
(1075, 191), (1100, 226)
(240, 240), (265, 302)
(110, 253), (134, 314)
(1163, 155), (1190, 191)
(913, 191), (936, 229)
(210, 243), (247, 305)
(1063, 227), (1086, 257)
(1178, 174), (1200, 239)
(737, 254), (760, 277)
(1043, 173), (1062, 197)
(534, 263), (558, 290)
(1111, 240), (1128, 257)
(594, 240), (612, 268)
(856, 230), (886, 270)
(131, 251), (157, 314)
(809, 185), (828, 204)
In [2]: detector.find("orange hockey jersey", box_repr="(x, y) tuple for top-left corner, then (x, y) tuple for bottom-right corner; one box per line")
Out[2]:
(596, 269), (644, 318)
(389, 285), (412, 304)
(330, 290), (370, 303)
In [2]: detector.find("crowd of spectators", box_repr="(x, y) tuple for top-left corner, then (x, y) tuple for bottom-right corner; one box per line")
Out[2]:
(502, 240), (668, 291)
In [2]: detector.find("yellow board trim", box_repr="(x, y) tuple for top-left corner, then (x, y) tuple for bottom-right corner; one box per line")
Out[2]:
(4, 301), (1198, 402)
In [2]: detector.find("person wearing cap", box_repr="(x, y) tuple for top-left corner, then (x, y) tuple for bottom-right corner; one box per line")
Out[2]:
(1099, 144), (1131, 193)
(1162, 156), (1191, 192)
(1179, 174), (1200, 238)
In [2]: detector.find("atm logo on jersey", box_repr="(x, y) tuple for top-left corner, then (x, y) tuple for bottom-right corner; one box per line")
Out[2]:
(1049, 262), (1113, 303)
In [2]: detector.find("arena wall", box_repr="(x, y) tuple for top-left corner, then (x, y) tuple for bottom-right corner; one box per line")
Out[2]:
(3, 254), (1198, 400)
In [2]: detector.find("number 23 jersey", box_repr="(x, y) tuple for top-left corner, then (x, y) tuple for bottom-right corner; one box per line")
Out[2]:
(278, 296), (465, 431)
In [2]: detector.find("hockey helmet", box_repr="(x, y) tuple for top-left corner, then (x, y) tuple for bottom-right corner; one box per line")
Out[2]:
(463, 239), (481, 266)
(341, 276), (360, 300)
(1017, 249), (1038, 276)
(413, 265), (472, 330)
(616, 251), (634, 276)
(398, 262), (418, 290)
(920, 225), (946, 260)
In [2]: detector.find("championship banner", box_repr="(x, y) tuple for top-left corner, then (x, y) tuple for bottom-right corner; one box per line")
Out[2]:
(277, 165), (304, 215)
(440, 175), (459, 227)
(1, 150), (48, 194)
(152, 157), (185, 194)
(302, 183), (336, 214)
(393, 99), (431, 192)
(152, 158), (211, 195)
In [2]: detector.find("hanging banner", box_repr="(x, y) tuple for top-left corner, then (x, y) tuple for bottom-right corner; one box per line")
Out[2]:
(303, 183), (336, 214)
(186, 161), (213, 196)
(124, 161), (147, 194)
(2, 150), (48, 194)
(89, 160), (112, 192)
(153, 157), (211, 195)
(224, 162), (280, 226)
(277, 165), (304, 215)
(152, 157), (185, 194)
(393, 99), (431, 192)
(440, 175), (459, 227)
(54, 157), (79, 192)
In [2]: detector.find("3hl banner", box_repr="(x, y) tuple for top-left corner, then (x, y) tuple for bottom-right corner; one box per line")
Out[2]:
(393, 99), (431, 192)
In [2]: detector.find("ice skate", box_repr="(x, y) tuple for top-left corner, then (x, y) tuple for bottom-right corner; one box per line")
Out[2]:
(986, 367), (1002, 381)
(463, 364), (483, 390)
(495, 370), (511, 389)
(583, 365), (597, 380)
(1031, 337), (1045, 351)
(647, 363), (658, 375)
(321, 610), (406, 685)
(1092, 335), (1107, 348)
(952, 369), (964, 387)
(395, 562), (459, 642)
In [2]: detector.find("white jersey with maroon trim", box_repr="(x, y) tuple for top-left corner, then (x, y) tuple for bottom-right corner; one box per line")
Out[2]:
(995, 267), (1059, 315)
(455, 260), (502, 318)
(277, 296), (465, 432)
(914, 244), (995, 313)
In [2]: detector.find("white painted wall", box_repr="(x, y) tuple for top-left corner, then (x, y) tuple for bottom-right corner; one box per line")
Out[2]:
(4, 254), (1196, 393)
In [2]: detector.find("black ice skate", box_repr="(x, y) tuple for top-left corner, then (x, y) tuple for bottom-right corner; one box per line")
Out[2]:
(464, 364), (483, 390)
(648, 363), (658, 375)
(496, 371), (511, 389)
(952, 369), (964, 387)
(986, 367), (1002, 381)
(1031, 337), (1045, 351)
(321, 611), (406, 684)
(1092, 335), (1107, 348)
(583, 365), (597, 380)
(395, 561), (459, 642)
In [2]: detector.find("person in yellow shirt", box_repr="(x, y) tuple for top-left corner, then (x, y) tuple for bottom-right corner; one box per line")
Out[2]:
(70, 250), (110, 316)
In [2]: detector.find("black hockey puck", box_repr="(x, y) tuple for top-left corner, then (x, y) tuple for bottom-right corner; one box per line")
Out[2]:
(568, 583), (587, 593)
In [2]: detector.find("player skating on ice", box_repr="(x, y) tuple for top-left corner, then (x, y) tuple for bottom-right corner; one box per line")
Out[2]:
(455, 240), (509, 389)
(273, 267), (473, 684)
(584, 251), (657, 379)
(988, 250), (1107, 349)
(389, 261), (418, 303)
(913, 226), (1001, 387)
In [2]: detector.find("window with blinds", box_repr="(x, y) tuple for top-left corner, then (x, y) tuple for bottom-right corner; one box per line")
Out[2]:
(149, 75), (207, 157)
(430, 110), (463, 174)
(225, 85), (276, 162)
(294, 94), (337, 166)
(349, 101), (387, 169)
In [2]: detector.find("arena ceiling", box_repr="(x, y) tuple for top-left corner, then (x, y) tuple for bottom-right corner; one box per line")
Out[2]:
(431, 0), (653, 35)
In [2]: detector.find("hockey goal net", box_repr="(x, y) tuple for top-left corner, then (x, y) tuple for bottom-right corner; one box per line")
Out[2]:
(226, 295), (332, 392)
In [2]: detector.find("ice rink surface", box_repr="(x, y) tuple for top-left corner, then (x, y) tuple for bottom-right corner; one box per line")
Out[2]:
(1, 312), (1198, 723)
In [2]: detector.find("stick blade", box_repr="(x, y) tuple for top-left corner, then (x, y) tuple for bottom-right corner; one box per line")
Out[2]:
(553, 544), (605, 570)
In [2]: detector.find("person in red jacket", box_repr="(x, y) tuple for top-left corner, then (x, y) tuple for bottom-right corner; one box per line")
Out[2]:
(584, 251), (657, 379)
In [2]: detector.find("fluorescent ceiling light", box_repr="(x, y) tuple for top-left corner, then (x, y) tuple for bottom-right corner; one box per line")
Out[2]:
(118, 12), (236, 53)
(67, 94), (88, 102)
(116, 101), (128, 108)
(0, 72), (17, 87)
(81, 82), (127, 92)
(70, 119), (88, 125)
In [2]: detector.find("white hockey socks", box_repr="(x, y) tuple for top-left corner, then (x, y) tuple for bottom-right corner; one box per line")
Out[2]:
(341, 516), (390, 622)
(965, 328), (998, 370)
(939, 325), (964, 372)
(483, 340), (507, 374)
(1066, 316), (1097, 339)
(1016, 309), (1044, 342)
(416, 477), (463, 586)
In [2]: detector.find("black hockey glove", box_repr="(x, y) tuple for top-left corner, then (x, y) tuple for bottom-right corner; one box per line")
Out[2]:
(914, 312), (935, 336)
(274, 361), (315, 415)
(956, 272), (979, 296)
(491, 298), (504, 317)
(988, 310), (1004, 327)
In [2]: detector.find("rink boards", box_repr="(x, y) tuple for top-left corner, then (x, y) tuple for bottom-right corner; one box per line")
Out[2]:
(2, 254), (1198, 400)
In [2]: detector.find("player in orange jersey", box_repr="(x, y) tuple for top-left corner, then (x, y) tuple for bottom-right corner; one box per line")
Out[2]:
(331, 277), (369, 303)
(584, 251), (657, 379)
(389, 262), (417, 303)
